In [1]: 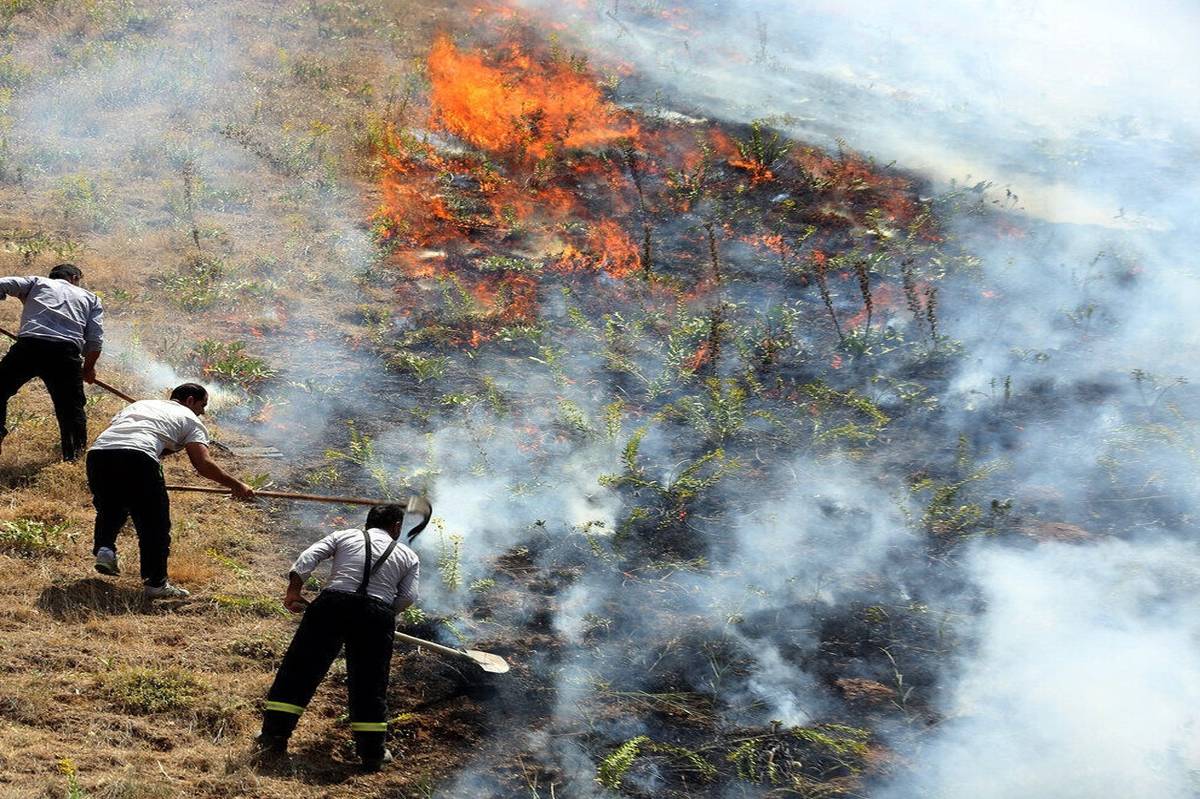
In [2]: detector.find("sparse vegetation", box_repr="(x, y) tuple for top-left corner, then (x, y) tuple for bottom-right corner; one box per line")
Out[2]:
(0, 2), (1149, 798)
(102, 667), (204, 716)
(0, 518), (70, 557)
(191, 339), (276, 391)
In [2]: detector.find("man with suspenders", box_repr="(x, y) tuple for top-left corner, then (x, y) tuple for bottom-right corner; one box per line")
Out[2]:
(256, 502), (427, 771)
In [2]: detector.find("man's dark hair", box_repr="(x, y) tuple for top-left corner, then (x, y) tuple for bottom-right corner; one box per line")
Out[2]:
(365, 503), (405, 533)
(49, 263), (82, 282)
(169, 383), (208, 403)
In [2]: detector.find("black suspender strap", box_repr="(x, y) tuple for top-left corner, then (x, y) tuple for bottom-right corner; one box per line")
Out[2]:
(372, 537), (401, 576)
(357, 529), (373, 594)
(357, 529), (402, 594)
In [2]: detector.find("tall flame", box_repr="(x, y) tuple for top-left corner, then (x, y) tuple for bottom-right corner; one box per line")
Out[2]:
(428, 35), (637, 158)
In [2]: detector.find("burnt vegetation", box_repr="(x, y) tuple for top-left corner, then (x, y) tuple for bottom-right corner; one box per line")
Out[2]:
(0, 2), (1194, 798)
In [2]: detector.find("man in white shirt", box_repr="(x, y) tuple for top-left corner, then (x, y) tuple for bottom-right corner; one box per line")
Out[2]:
(88, 382), (254, 598)
(255, 502), (426, 771)
(0, 263), (104, 460)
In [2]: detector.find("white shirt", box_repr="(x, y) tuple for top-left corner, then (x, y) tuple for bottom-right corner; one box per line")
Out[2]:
(90, 399), (209, 462)
(291, 527), (420, 608)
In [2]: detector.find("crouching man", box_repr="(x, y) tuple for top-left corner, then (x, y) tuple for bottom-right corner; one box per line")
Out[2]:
(0, 263), (104, 460)
(256, 502), (426, 771)
(88, 383), (254, 598)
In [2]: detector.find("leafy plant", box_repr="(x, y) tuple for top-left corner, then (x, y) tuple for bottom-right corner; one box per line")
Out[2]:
(54, 175), (115, 232)
(103, 668), (204, 715)
(910, 463), (999, 537)
(398, 605), (427, 626)
(603, 427), (741, 532)
(0, 519), (70, 558)
(388, 349), (448, 382)
(596, 735), (717, 790)
(59, 758), (89, 799)
(734, 119), (791, 183)
(596, 735), (648, 789)
(212, 594), (288, 617)
(324, 421), (393, 496)
(436, 524), (463, 592)
(191, 339), (275, 390)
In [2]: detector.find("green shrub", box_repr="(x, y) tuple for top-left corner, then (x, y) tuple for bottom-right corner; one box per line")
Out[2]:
(54, 176), (115, 232)
(191, 339), (275, 390)
(228, 636), (284, 662)
(103, 668), (203, 715)
(596, 735), (648, 789)
(212, 594), (288, 617)
(0, 519), (70, 558)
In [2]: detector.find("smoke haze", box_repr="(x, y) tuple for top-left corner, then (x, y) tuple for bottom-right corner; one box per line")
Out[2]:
(2, 0), (1198, 794)
(506, 0), (1200, 793)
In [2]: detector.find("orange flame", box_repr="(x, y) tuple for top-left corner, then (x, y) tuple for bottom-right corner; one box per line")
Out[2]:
(685, 341), (712, 372)
(555, 219), (641, 278)
(428, 35), (637, 159)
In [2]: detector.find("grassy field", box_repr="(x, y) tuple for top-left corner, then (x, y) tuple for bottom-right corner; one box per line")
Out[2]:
(0, 2), (484, 796)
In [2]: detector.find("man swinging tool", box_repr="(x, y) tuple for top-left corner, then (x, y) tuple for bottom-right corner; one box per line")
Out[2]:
(88, 383), (255, 598)
(255, 500), (429, 771)
(0, 264), (104, 460)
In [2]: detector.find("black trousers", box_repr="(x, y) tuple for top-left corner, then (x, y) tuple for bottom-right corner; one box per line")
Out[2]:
(0, 337), (88, 460)
(262, 590), (396, 760)
(86, 449), (171, 587)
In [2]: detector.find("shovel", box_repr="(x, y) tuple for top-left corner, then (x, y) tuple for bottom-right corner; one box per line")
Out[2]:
(394, 630), (510, 674)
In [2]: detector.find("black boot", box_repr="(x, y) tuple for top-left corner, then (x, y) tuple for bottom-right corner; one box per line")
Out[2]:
(251, 732), (290, 767)
(361, 748), (393, 773)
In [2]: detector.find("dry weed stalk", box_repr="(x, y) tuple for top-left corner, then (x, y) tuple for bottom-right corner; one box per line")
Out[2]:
(901, 258), (923, 324)
(181, 158), (201, 252)
(814, 257), (844, 345)
(924, 285), (939, 342)
(703, 220), (721, 283)
(621, 143), (654, 278)
(854, 259), (873, 331)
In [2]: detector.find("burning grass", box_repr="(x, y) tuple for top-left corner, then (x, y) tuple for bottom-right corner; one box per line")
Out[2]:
(0, 1), (1172, 797)
(427, 34), (637, 159)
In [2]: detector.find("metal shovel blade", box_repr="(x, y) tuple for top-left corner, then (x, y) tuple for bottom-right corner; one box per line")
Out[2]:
(211, 441), (284, 459)
(394, 630), (510, 674)
(464, 649), (510, 674)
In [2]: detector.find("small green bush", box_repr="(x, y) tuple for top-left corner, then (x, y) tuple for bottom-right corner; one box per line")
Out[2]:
(0, 519), (69, 558)
(103, 668), (203, 715)
(191, 339), (275, 390)
(228, 636), (283, 662)
(212, 594), (288, 617)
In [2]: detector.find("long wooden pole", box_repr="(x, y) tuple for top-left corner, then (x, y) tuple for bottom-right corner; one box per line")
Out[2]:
(0, 325), (137, 402)
(165, 483), (387, 506)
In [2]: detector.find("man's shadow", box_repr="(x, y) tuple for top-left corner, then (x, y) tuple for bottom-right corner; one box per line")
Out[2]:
(36, 578), (178, 620)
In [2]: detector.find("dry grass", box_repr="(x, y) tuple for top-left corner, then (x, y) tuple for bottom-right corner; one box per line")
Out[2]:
(0, 1), (470, 796)
(0, 356), (463, 798)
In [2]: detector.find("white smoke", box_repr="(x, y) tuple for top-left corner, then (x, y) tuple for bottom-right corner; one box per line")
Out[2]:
(509, 0), (1200, 792)
(879, 539), (1200, 799)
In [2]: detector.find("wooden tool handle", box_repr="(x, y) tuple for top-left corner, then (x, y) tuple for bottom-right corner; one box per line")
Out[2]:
(1, 325), (138, 403)
(165, 484), (386, 506)
(394, 630), (469, 660)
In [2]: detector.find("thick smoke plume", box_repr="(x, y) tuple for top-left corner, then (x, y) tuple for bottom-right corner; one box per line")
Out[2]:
(504, 0), (1200, 794)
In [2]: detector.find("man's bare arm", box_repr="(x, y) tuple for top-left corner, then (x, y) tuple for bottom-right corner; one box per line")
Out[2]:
(185, 442), (254, 498)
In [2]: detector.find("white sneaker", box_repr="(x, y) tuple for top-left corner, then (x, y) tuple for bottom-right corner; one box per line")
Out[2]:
(94, 547), (119, 576)
(144, 581), (190, 599)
